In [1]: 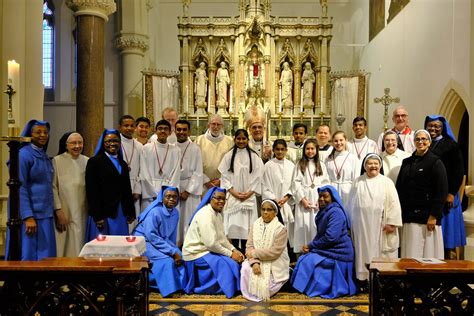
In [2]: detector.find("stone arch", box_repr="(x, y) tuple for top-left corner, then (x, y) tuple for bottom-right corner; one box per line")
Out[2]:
(436, 80), (469, 139)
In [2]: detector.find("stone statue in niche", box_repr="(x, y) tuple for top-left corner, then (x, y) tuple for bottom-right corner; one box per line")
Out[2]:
(215, 38), (230, 62)
(301, 62), (315, 107)
(216, 62), (230, 106)
(279, 62), (293, 107)
(194, 62), (208, 107)
(245, 49), (264, 91)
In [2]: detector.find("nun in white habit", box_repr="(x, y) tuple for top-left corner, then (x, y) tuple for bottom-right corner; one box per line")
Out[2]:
(347, 153), (402, 281)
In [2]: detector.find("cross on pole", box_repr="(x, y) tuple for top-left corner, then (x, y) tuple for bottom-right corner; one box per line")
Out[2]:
(374, 88), (400, 131)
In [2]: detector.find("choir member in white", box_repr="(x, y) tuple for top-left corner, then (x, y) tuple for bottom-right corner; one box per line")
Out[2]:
(347, 116), (378, 171)
(241, 200), (290, 302)
(195, 114), (234, 191)
(52, 132), (88, 257)
(149, 107), (178, 144)
(325, 131), (358, 206)
(286, 123), (307, 164)
(316, 125), (333, 163)
(175, 120), (203, 246)
(262, 140), (295, 248)
(134, 116), (152, 146)
(139, 120), (181, 210)
(290, 139), (330, 253)
(218, 129), (264, 249)
(380, 131), (410, 184)
(377, 106), (415, 153)
(347, 153), (402, 282)
(118, 115), (143, 226)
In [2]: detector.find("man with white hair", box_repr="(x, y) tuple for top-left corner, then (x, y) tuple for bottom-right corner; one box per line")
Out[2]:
(195, 114), (233, 191)
(377, 106), (415, 153)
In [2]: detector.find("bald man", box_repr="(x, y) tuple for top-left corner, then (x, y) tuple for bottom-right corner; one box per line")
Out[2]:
(377, 106), (415, 153)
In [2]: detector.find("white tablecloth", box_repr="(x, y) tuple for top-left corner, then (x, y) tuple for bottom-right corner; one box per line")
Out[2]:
(79, 235), (146, 258)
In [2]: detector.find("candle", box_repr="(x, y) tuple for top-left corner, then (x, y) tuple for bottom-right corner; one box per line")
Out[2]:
(290, 108), (293, 129)
(300, 88), (303, 112)
(197, 115), (200, 132)
(229, 85), (233, 113)
(7, 60), (20, 129)
(279, 86), (282, 112)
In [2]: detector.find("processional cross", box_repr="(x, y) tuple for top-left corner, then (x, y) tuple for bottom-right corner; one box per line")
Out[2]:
(374, 88), (400, 131)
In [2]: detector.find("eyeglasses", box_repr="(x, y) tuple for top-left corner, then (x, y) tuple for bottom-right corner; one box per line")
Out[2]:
(104, 139), (120, 144)
(212, 196), (226, 202)
(414, 138), (429, 143)
(394, 114), (408, 118)
(164, 195), (178, 200)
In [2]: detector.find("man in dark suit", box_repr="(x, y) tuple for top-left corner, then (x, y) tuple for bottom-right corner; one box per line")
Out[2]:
(85, 129), (135, 241)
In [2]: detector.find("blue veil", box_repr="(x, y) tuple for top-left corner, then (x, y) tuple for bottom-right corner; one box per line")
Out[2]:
(94, 128), (123, 159)
(135, 186), (179, 227)
(317, 185), (351, 229)
(188, 187), (226, 225)
(424, 115), (456, 141)
(21, 119), (50, 150)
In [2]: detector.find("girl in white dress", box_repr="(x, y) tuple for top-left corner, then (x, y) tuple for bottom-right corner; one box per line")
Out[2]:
(325, 131), (358, 206)
(218, 129), (264, 250)
(290, 138), (330, 253)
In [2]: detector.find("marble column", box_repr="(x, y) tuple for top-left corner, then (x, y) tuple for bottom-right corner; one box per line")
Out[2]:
(320, 36), (329, 115)
(67, 0), (116, 157)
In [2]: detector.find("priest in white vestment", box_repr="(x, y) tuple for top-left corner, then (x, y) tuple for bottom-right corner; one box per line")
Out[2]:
(290, 139), (330, 253)
(52, 132), (88, 257)
(380, 130), (411, 184)
(325, 131), (358, 206)
(316, 125), (333, 163)
(347, 153), (402, 282)
(175, 120), (203, 246)
(119, 115), (143, 227)
(140, 120), (181, 210)
(377, 106), (415, 153)
(195, 114), (233, 192)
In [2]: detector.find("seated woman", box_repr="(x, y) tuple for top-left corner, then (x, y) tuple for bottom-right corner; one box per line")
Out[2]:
(291, 185), (357, 298)
(241, 199), (290, 302)
(182, 187), (245, 298)
(134, 186), (186, 297)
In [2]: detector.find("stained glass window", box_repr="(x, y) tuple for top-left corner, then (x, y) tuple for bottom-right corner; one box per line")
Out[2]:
(43, 1), (54, 89)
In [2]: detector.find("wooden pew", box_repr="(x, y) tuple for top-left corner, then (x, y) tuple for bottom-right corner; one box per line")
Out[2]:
(369, 258), (474, 315)
(0, 257), (149, 315)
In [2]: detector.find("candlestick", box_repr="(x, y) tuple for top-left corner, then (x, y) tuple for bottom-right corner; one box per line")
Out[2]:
(7, 60), (20, 131)
(290, 109), (293, 130)
(229, 86), (233, 113)
(300, 88), (303, 112)
(185, 85), (189, 113)
(279, 86), (282, 112)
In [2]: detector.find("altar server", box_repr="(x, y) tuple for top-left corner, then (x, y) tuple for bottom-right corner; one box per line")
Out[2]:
(175, 120), (203, 246)
(262, 139), (295, 248)
(134, 186), (186, 297)
(347, 154), (402, 283)
(218, 129), (264, 250)
(118, 115), (143, 224)
(140, 120), (181, 210)
(290, 138), (330, 253)
(325, 131), (358, 206)
(52, 132), (88, 257)
(85, 129), (135, 241)
(347, 116), (378, 170)
(425, 115), (466, 257)
(6, 120), (56, 260)
(286, 123), (307, 164)
(183, 187), (244, 298)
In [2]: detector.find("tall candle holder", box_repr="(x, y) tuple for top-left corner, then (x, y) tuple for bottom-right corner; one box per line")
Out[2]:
(4, 84), (18, 137)
(277, 112), (283, 138)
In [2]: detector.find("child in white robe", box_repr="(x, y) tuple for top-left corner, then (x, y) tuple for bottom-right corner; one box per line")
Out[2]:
(290, 138), (330, 253)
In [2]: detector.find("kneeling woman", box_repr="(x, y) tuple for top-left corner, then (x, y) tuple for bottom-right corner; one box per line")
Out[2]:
(134, 186), (186, 297)
(291, 185), (357, 298)
(241, 199), (290, 302)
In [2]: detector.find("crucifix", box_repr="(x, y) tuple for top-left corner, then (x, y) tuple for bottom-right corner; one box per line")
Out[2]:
(374, 88), (400, 131)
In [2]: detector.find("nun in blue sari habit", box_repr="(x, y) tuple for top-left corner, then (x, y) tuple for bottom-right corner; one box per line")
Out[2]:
(6, 120), (56, 260)
(133, 186), (186, 297)
(182, 187), (244, 298)
(85, 129), (135, 241)
(424, 115), (466, 254)
(291, 185), (357, 298)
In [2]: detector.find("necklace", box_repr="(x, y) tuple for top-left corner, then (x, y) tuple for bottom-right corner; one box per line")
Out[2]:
(353, 138), (368, 159)
(153, 143), (169, 176)
(121, 140), (135, 171)
(179, 142), (191, 169)
(307, 161), (317, 189)
(333, 151), (350, 181)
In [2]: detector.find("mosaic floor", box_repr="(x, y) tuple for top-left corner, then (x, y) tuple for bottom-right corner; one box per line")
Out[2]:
(149, 292), (369, 315)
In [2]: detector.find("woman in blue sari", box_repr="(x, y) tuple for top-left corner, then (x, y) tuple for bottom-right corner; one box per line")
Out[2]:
(134, 186), (186, 297)
(291, 185), (357, 298)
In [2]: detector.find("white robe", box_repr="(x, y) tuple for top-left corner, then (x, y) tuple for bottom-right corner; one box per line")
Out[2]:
(324, 150), (358, 207)
(120, 135), (143, 221)
(318, 145), (333, 163)
(380, 149), (411, 184)
(52, 153), (88, 257)
(218, 148), (264, 240)
(195, 133), (234, 184)
(347, 173), (402, 281)
(249, 138), (273, 161)
(348, 136), (379, 171)
(262, 158), (295, 246)
(286, 141), (304, 164)
(377, 128), (416, 153)
(139, 141), (181, 210)
(290, 160), (330, 253)
(176, 141), (203, 246)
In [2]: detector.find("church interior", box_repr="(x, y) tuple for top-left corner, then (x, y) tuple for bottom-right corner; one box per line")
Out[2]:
(1, 0), (474, 314)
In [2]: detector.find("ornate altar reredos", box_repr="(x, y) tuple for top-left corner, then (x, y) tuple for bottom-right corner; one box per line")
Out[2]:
(177, 0), (332, 137)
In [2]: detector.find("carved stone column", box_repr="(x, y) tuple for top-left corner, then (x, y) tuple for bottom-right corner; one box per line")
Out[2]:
(208, 66), (216, 115)
(66, 0), (116, 156)
(293, 66), (302, 114)
(238, 55), (247, 116)
(182, 36), (191, 114)
(320, 36), (329, 115)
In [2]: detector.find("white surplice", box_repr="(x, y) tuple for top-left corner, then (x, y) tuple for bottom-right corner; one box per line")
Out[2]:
(262, 157), (296, 246)
(377, 128), (415, 153)
(380, 149), (411, 184)
(286, 141), (304, 164)
(52, 153), (89, 257)
(318, 145), (333, 164)
(324, 150), (358, 207)
(348, 136), (379, 171)
(347, 173), (402, 281)
(195, 132), (234, 185)
(176, 140), (203, 246)
(139, 141), (181, 210)
(290, 160), (330, 253)
(218, 148), (264, 240)
(121, 135), (143, 220)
